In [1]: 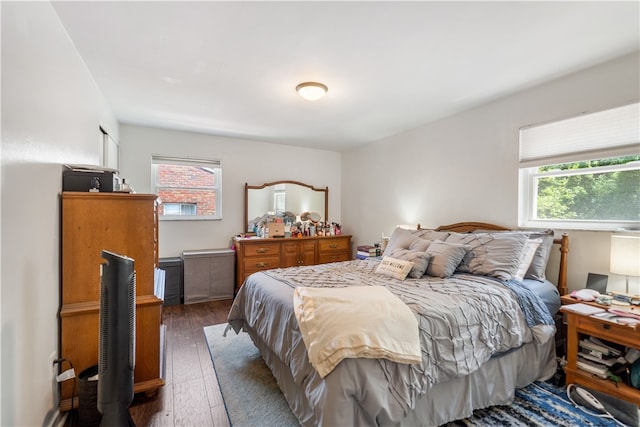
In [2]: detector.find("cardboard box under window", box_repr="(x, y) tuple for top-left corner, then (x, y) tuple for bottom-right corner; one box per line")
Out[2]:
(267, 222), (285, 237)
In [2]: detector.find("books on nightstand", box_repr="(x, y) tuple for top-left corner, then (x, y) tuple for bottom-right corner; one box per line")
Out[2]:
(356, 245), (380, 259)
(576, 336), (625, 378)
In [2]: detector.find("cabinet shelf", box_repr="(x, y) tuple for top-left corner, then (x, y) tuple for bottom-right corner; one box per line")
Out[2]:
(561, 303), (640, 405)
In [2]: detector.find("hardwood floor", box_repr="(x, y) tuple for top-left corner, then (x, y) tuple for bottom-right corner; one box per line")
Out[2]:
(131, 300), (234, 426)
(66, 299), (234, 427)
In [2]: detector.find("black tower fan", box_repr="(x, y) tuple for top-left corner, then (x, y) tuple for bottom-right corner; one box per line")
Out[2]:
(98, 250), (137, 426)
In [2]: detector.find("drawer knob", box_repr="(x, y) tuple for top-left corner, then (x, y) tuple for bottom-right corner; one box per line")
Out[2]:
(256, 262), (267, 268)
(329, 244), (339, 249)
(256, 248), (268, 254)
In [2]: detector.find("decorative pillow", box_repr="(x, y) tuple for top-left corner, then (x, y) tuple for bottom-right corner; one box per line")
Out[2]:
(524, 230), (555, 282)
(425, 241), (467, 278)
(514, 238), (542, 282)
(383, 227), (431, 256)
(445, 232), (528, 280)
(473, 229), (555, 282)
(375, 257), (414, 280)
(386, 248), (432, 278)
(410, 229), (450, 242)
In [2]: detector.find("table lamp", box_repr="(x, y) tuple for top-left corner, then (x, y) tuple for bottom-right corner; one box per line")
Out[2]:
(610, 234), (640, 295)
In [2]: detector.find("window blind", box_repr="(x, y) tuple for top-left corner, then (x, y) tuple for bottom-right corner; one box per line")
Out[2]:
(152, 155), (221, 168)
(519, 102), (640, 167)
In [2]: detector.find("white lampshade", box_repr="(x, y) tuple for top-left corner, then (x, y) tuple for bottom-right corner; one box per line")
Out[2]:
(610, 235), (640, 277)
(296, 82), (327, 101)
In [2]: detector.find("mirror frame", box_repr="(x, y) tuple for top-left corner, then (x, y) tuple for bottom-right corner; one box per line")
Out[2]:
(244, 180), (328, 234)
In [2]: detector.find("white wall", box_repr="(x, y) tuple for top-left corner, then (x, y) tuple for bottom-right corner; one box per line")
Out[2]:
(342, 52), (640, 294)
(1, 2), (118, 425)
(119, 125), (342, 257)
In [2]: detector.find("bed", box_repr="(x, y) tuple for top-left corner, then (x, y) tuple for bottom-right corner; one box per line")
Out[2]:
(227, 222), (570, 426)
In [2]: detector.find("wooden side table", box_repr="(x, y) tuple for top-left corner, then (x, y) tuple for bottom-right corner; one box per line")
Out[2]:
(560, 301), (640, 404)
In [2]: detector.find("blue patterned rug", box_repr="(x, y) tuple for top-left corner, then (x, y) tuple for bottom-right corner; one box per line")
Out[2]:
(204, 324), (637, 427)
(444, 380), (637, 426)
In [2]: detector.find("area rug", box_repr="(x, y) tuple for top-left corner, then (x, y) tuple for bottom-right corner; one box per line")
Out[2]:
(205, 323), (635, 427)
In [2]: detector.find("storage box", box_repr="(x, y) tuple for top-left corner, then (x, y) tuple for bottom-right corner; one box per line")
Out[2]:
(267, 222), (285, 237)
(182, 249), (235, 303)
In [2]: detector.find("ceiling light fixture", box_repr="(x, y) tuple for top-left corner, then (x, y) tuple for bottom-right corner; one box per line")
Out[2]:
(296, 82), (328, 101)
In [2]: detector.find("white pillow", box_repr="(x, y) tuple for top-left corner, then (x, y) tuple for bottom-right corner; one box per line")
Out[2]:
(375, 257), (414, 280)
(513, 238), (542, 281)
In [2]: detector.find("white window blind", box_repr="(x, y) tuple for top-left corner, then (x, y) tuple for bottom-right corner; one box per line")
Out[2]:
(152, 155), (221, 168)
(519, 103), (640, 167)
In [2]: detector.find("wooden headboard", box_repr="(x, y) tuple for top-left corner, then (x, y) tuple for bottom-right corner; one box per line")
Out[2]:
(420, 221), (569, 296)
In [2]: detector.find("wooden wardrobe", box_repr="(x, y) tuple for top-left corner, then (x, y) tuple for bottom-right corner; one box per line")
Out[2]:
(59, 192), (164, 410)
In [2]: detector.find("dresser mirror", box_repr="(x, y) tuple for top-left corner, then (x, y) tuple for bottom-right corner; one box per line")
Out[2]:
(245, 181), (328, 234)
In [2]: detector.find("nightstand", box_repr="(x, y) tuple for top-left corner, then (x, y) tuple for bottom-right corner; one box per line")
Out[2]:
(560, 300), (640, 405)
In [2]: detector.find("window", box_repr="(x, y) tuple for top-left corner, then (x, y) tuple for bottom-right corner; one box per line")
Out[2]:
(164, 203), (197, 216)
(273, 184), (286, 213)
(152, 156), (222, 220)
(519, 103), (639, 230)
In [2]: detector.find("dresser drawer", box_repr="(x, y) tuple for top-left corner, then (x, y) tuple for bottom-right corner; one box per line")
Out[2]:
(576, 315), (640, 348)
(318, 251), (351, 264)
(243, 255), (281, 272)
(241, 242), (282, 258)
(318, 237), (350, 252)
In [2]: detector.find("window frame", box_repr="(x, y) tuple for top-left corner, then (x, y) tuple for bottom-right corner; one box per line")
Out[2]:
(519, 159), (640, 231)
(151, 155), (222, 221)
(519, 103), (639, 231)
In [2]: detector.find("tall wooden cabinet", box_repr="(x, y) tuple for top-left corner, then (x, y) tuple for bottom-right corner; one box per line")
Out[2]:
(59, 192), (164, 410)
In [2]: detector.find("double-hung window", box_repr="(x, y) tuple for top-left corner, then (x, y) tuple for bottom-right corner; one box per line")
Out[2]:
(152, 156), (222, 220)
(519, 103), (639, 231)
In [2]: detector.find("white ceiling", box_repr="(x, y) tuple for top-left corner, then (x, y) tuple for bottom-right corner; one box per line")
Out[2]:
(52, 1), (639, 152)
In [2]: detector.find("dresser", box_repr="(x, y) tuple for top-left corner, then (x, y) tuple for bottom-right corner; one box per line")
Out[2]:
(59, 192), (164, 410)
(233, 235), (352, 291)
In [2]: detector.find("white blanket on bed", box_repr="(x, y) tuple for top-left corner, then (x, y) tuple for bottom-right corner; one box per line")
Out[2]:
(293, 285), (422, 378)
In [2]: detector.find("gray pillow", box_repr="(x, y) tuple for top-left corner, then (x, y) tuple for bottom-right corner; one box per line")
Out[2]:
(445, 232), (528, 280)
(411, 229), (450, 242)
(383, 227), (431, 256)
(425, 241), (467, 278)
(524, 230), (554, 282)
(472, 229), (555, 282)
(386, 248), (432, 278)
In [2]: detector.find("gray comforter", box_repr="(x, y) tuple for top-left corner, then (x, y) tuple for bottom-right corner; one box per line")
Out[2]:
(227, 260), (555, 426)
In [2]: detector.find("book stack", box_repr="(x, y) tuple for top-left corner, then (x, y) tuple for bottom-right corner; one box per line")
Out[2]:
(357, 245), (380, 259)
(577, 336), (624, 379)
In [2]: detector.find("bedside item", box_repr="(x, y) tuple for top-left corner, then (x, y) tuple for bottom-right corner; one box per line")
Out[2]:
(610, 235), (640, 295)
(561, 305), (640, 404)
(595, 294), (613, 306)
(586, 272), (608, 293)
(570, 288), (601, 302)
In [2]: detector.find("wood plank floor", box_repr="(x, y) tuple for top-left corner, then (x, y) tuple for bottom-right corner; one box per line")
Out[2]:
(131, 300), (234, 427)
(65, 300), (234, 426)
